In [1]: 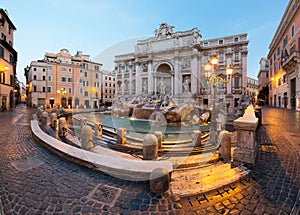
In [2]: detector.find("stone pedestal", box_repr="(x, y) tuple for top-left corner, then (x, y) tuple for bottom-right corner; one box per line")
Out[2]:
(233, 105), (258, 165)
(192, 130), (202, 147)
(154, 131), (162, 150)
(143, 134), (158, 160)
(149, 168), (170, 194)
(117, 128), (126, 145)
(81, 117), (87, 130)
(50, 113), (58, 128)
(58, 117), (67, 137)
(218, 130), (231, 161)
(81, 125), (93, 150)
(41, 111), (48, 126)
(94, 123), (103, 137)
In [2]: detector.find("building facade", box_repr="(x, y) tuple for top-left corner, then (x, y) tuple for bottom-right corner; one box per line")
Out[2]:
(268, 0), (300, 110)
(101, 70), (116, 106)
(0, 8), (17, 111)
(25, 49), (102, 108)
(246, 77), (258, 102)
(257, 58), (270, 104)
(114, 23), (248, 109)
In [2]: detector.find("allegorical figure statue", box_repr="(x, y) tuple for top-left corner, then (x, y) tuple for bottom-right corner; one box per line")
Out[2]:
(158, 77), (166, 95)
(183, 78), (190, 93)
(142, 80), (148, 93)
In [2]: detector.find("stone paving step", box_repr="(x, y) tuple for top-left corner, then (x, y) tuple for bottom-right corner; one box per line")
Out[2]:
(170, 162), (249, 197)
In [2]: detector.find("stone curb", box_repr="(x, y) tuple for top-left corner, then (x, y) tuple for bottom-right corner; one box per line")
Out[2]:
(31, 119), (173, 181)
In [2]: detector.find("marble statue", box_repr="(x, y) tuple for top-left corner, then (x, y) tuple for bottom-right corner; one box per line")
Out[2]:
(158, 77), (166, 95)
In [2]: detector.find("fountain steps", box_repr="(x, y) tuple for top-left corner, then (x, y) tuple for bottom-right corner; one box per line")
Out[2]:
(170, 162), (250, 197)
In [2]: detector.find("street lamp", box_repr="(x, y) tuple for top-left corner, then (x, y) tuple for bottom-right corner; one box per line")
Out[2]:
(57, 87), (66, 108)
(204, 56), (234, 145)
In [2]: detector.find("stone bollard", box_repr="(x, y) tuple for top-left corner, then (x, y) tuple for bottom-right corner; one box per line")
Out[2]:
(143, 134), (158, 160)
(233, 105), (258, 166)
(218, 130), (231, 161)
(117, 128), (126, 145)
(81, 125), (93, 151)
(149, 168), (170, 194)
(50, 112), (57, 128)
(154, 131), (162, 150)
(94, 122), (103, 137)
(192, 130), (202, 147)
(81, 117), (87, 130)
(58, 117), (68, 137)
(41, 111), (48, 126)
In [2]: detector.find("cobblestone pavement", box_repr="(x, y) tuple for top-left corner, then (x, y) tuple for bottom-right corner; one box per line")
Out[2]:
(0, 105), (299, 214)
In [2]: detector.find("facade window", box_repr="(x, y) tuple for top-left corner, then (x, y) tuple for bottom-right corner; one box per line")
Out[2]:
(68, 77), (72, 82)
(68, 87), (72, 94)
(9, 41), (13, 47)
(33, 85), (37, 92)
(270, 59), (273, 65)
(47, 86), (52, 93)
(298, 37), (300, 51)
(62, 76), (66, 82)
(83, 63), (88, 69)
(234, 52), (239, 61)
(48, 66), (52, 70)
(125, 65), (128, 72)
(33, 75), (37, 80)
(203, 42), (208, 46)
(96, 73), (98, 79)
(0, 46), (4, 58)
(283, 75), (287, 83)
(95, 65), (99, 71)
(290, 45), (295, 55)
(266, 72), (269, 78)
(219, 54), (224, 62)
(265, 61), (269, 68)
(1, 33), (6, 41)
(80, 88), (83, 94)
(234, 37), (239, 42)
(273, 53), (276, 61)
(68, 68), (72, 72)
(84, 91), (88, 97)
(278, 78), (281, 86)
(79, 78), (83, 83)
(80, 69), (83, 73)
(42, 87), (46, 92)
(48, 75), (52, 82)
(42, 76), (45, 81)
(291, 25), (295, 38)
(283, 35), (288, 48)
(9, 54), (13, 64)
(84, 72), (87, 77)
(278, 61), (280, 70)
(133, 64), (136, 72)
(277, 46), (281, 55)
(61, 67), (66, 72)
(218, 40), (223, 44)
(234, 77), (240, 88)
(33, 68), (37, 71)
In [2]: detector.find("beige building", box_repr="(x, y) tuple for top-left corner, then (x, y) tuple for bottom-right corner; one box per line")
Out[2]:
(101, 70), (116, 106)
(25, 49), (102, 108)
(246, 77), (258, 102)
(0, 8), (17, 111)
(257, 58), (270, 104)
(268, 0), (300, 110)
(114, 23), (248, 109)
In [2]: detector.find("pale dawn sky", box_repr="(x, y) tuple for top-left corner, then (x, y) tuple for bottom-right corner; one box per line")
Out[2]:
(1, 0), (289, 83)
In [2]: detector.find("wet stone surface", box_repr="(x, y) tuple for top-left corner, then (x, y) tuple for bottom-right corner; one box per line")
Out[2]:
(0, 105), (299, 214)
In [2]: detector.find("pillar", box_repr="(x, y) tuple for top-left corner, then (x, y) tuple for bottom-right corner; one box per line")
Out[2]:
(50, 112), (58, 128)
(143, 134), (158, 160)
(81, 125), (93, 150)
(218, 130), (231, 161)
(41, 111), (48, 126)
(154, 131), (162, 150)
(117, 128), (126, 145)
(58, 117), (68, 137)
(149, 168), (170, 194)
(192, 130), (202, 147)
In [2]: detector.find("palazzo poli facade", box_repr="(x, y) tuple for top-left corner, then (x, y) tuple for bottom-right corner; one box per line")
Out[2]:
(114, 23), (248, 109)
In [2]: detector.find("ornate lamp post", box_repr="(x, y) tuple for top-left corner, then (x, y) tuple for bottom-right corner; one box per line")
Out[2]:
(204, 56), (233, 145)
